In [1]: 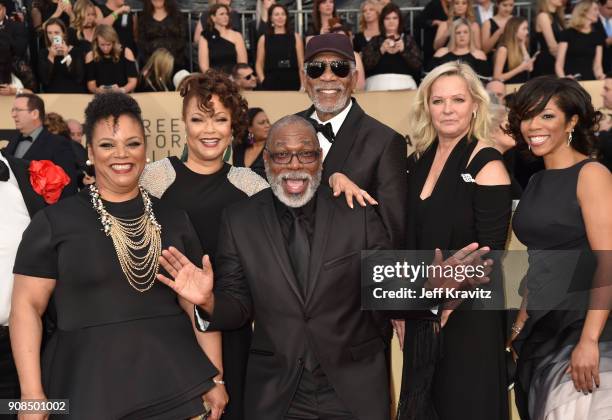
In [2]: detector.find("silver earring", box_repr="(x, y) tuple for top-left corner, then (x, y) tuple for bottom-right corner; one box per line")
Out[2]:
(528, 144), (531, 151)
(567, 130), (573, 146)
(86, 159), (92, 166)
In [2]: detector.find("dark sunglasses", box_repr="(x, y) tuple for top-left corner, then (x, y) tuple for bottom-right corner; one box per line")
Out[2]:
(304, 60), (351, 79)
(265, 149), (321, 164)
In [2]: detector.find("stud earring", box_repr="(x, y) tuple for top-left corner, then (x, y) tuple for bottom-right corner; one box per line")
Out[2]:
(567, 130), (573, 146)
(146, 157), (151, 163)
(86, 159), (93, 166)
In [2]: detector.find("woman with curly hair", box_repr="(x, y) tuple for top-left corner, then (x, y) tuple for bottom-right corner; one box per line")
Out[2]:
(140, 69), (269, 420)
(507, 76), (612, 420)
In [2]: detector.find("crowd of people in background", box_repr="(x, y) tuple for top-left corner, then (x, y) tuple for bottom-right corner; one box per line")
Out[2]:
(1, 0), (611, 95)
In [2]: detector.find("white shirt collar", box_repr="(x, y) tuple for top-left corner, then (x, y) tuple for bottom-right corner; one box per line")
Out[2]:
(310, 100), (353, 160)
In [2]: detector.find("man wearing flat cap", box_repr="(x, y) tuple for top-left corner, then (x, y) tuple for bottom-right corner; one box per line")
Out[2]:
(298, 33), (407, 250)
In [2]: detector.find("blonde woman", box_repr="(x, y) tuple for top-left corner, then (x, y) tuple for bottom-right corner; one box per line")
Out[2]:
(555, 0), (605, 80)
(137, 48), (175, 92)
(69, 0), (97, 52)
(85, 24), (137, 93)
(493, 17), (536, 84)
(532, 0), (566, 76)
(397, 60), (511, 420)
(429, 18), (490, 79)
(354, 0), (380, 53)
(480, 0), (515, 55)
(433, 0), (481, 51)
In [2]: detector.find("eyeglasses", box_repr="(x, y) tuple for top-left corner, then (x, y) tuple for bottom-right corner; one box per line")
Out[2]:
(10, 108), (30, 113)
(265, 149), (321, 164)
(304, 60), (351, 79)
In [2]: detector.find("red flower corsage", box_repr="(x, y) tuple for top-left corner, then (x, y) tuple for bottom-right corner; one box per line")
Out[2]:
(29, 160), (70, 204)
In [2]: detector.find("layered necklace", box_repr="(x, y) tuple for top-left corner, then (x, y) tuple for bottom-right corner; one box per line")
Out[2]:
(89, 184), (162, 292)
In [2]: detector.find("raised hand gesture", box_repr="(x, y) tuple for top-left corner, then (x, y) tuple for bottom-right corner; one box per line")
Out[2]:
(157, 247), (214, 307)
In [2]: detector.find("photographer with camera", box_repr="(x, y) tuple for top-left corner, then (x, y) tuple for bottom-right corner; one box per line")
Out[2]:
(255, 4), (303, 91)
(38, 17), (85, 92)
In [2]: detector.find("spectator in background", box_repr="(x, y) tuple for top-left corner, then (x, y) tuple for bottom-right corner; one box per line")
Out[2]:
(45, 112), (89, 187)
(44, 112), (70, 139)
(256, 4), (303, 91)
(486, 78), (506, 105)
(475, 0), (494, 25)
(353, 0), (380, 53)
(428, 18), (490, 79)
(0, 39), (32, 96)
(362, 3), (423, 91)
(137, 48), (175, 92)
(248, 0), (275, 60)
(532, 0), (566, 77)
(556, 0), (606, 80)
(493, 17), (535, 83)
(32, 0), (74, 32)
(330, 24), (367, 90)
(38, 18), (86, 93)
(305, 0), (344, 43)
(66, 118), (83, 143)
(195, 0), (242, 40)
(481, 0), (514, 57)
(433, 0), (481, 51)
(595, 0), (612, 73)
(416, 0), (451, 64)
(138, 0), (186, 71)
(69, 0), (96, 53)
(232, 107), (269, 178)
(231, 63), (258, 90)
(0, 0), (28, 61)
(198, 4), (247, 74)
(95, 0), (137, 54)
(85, 24), (137, 93)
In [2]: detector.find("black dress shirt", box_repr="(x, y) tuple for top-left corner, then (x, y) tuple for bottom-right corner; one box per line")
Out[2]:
(273, 194), (316, 248)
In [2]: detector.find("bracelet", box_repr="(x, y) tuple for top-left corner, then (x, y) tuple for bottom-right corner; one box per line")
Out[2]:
(213, 379), (225, 385)
(111, 11), (118, 19)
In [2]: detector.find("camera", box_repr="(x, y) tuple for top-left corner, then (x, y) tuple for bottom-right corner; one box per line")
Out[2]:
(277, 59), (291, 69)
(52, 35), (63, 46)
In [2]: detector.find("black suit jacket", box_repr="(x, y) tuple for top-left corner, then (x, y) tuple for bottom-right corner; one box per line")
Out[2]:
(297, 99), (408, 249)
(2, 151), (46, 217)
(199, 187), (392, 420)
(4, 128), (78, 196)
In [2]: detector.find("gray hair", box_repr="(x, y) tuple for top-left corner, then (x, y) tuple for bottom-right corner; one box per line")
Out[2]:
(266, 115), (318, 148)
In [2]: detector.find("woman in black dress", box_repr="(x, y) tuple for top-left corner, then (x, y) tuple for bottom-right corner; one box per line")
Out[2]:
(493, 17), (537, 84)
(398, 61), (511, 420)
(480, 0), (514, 58)
(555, 0), (606, 81)
(255, 4), (304, 91)
(532, 0), (566, 77)
(137, 0), (187, 71)
(31, 0), (73, 32)
(10, 92), (219, 419)
(233, 107), (270, 179)
(507, 76), (612, 420)
(247, 0), (275, 60)
(428, 18), (490, 80)
(198, 4), (247, 74)
(417, 0), (451, 64)
(353, 0), (380, 53)
(85, 24), (137, 93)
(141, 70), (269, 420)
(38, 17), (86, 93)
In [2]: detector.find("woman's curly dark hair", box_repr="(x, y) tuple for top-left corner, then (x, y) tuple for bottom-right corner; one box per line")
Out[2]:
(506, 76), (601, 157)
(178, 70), (249, 141)
(83, 92), (144, 147)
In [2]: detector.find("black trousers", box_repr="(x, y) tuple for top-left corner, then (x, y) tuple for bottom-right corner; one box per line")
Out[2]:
(0, 327), (19, 399)
(285, 366), (356, 420)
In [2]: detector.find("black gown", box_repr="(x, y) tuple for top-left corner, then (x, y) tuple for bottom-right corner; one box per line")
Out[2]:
(13, 189), (217, 419)
(512, 159), (612, 420)
(203, 30), (238, 74)
(260, 33), (300, 91)
(141, 157), (269, 420)
(532, 13), (564, 77)
(558, 28), (605, 80)
(427, 51), (491, 79)
(398, 137), (511, 420)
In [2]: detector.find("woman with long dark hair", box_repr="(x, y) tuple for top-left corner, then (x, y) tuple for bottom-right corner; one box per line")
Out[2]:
(198, 4), (247, 74)
(305, 0), (344, 43)
(137, 0), (186, 70)
(255, 4), (304, 91)
(232, 107), (270, 179)
(493, 17), (537, 84)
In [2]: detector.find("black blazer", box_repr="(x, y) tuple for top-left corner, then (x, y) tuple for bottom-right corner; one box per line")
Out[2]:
(297, 99), (408, 249)
(2, 151), (47, 217)
(199, 187), (392, 420)
(4, 128), (78, 196)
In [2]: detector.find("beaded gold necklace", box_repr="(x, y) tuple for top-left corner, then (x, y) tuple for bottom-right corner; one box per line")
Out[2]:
(89, 184), (162, 292)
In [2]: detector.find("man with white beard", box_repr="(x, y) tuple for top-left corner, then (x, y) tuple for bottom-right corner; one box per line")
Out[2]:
(157, 115), (394, 419)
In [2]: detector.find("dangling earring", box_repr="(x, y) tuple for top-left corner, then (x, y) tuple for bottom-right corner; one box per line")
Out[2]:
(528, 143), (531, 151)
(86, 159), (93, 166)
(567, 130), (573, 146)
(247, 131), (255, 145)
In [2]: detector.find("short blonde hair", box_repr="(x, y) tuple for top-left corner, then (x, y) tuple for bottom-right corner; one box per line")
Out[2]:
(409, 61), (492, 157)
(569, 0), (595, 30)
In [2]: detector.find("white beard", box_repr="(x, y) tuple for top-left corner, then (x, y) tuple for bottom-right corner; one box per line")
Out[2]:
(265, 169), (322, 208)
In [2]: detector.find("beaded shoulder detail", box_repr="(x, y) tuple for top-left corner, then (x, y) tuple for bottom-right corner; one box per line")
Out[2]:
(227, 166), (269, 197)
(140, 158), (176, 198)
